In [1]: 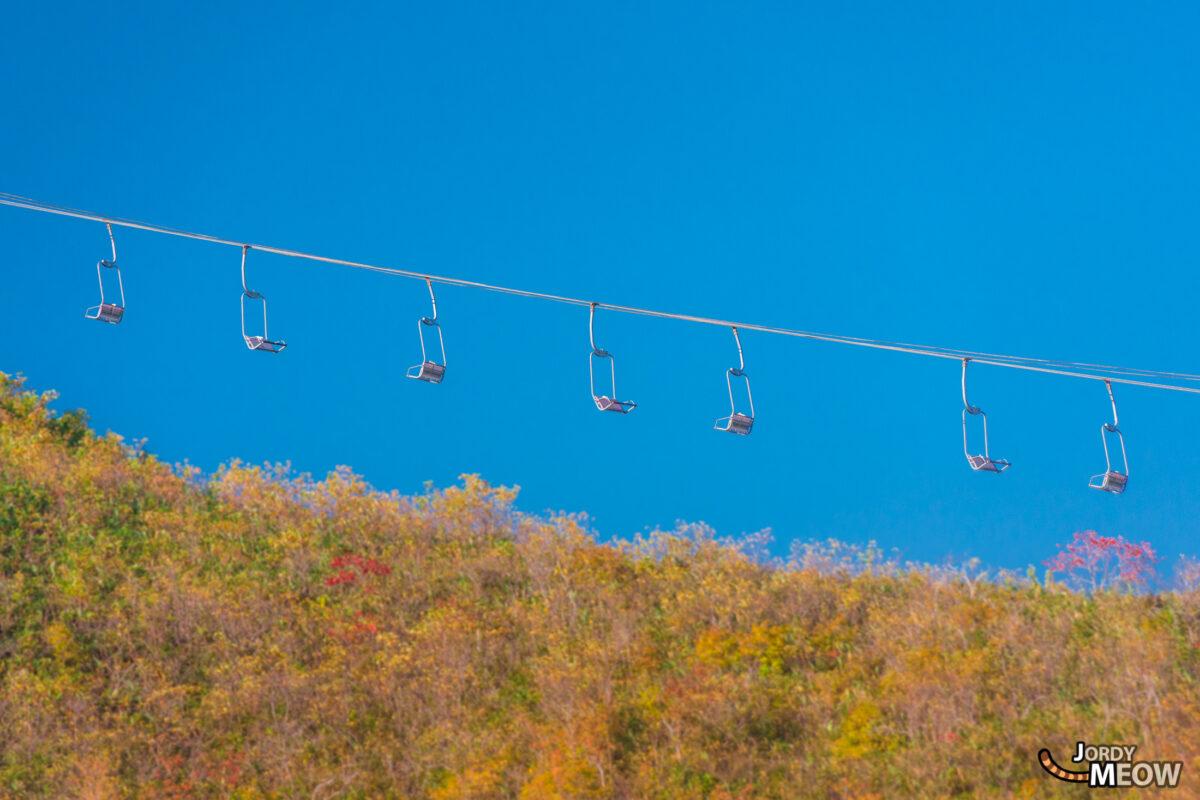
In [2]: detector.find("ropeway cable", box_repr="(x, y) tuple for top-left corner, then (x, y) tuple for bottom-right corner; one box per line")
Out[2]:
(3, 191), (1200, 395)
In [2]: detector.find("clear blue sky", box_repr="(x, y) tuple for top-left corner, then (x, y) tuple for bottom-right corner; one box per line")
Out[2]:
(4, 2), (1200, 572)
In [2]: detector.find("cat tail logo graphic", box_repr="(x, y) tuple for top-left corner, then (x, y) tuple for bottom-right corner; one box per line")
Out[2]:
(1039, 744), (1182, 788)
(1038, 749), (1088, 783)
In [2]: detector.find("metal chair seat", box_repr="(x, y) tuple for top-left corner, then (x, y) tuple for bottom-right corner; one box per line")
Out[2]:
(967, 454), (1010, 473)
(407, 360), (445, 383)
(244, 335), (287, 353)
(1090, 470), (1128, 494)
(87, 302), (124, 324)
(594, 395), (635, 413)
(715, 412), (753, 435)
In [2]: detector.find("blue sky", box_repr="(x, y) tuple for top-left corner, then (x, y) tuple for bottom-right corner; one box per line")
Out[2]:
(3, 2), (1200, 572)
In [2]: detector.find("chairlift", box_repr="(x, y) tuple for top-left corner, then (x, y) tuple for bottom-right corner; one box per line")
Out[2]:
(961, 358), (1010, 473)
(589, 302), (636, 413)
(1089, 379), (1128, 493)
(715, 326), (754, 435)
(85, 223), (125, 324)
(406, 279), (446, 383)
(240, 246), (287, 352)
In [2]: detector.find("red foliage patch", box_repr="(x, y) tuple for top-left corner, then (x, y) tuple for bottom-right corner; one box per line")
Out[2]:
(325, 553), (392, 587)
(1044, 530), (1158, 591)
(331, 553), (391, 576)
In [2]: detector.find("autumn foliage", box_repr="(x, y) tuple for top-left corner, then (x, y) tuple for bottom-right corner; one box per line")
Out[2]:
(2, 372), (1200, 798)
(1044, 530), (1159, 592)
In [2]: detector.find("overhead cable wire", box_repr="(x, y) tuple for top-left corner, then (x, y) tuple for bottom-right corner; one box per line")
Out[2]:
(3, 191), (1199, 395)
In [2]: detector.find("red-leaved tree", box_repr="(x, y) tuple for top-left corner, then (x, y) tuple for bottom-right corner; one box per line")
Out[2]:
(1044, 530), (1158, 592)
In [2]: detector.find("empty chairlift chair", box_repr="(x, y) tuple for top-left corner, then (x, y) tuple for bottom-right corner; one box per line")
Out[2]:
(85, 223), (125, 324)
(240, 246), (287, 352)
(406, 279), (446, 383)
(589, 302), (636, 413)
(714, 326), (755, 435)
(1090, 379), (1129, 493)
(961, 359), (1011, 473)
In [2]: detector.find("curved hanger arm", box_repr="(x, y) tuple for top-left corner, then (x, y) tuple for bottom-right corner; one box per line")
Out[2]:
(423, 278), (438, 323)
(1104, 379), (1119, 429)
(961, 358), (979, 413)
(730, 326), (745, 375)
(589, 302), (608, 357)
(240, 246), (260, 297)
(105, 222), (116, 264)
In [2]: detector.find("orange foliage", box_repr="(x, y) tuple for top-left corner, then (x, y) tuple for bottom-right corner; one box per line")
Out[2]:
(2, 372), (1200, 798)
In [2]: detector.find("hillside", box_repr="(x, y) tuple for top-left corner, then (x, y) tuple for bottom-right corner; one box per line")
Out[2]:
(1, 372), (1199, 799)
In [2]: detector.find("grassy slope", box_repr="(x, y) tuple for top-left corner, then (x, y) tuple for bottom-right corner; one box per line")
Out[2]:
(1, 373), (1199, 799)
